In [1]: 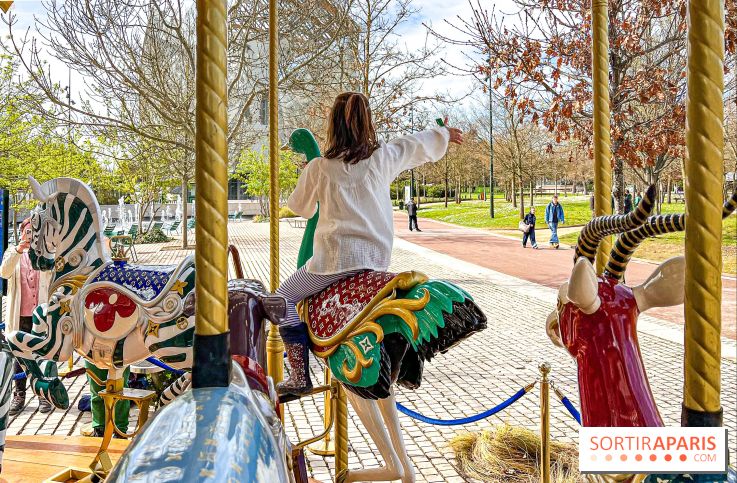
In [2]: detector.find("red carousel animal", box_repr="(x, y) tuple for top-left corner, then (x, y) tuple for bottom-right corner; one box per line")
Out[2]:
(547, 185), (737, 427)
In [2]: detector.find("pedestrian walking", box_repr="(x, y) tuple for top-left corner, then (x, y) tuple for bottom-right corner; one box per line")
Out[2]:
(407, 198), (421, 231)
(0, 218), (53, 415)
(545, 195), (565, 249)
(522, 207), (538, 249)
(624, 189), (633, 213)
(634, 191), (643, 207)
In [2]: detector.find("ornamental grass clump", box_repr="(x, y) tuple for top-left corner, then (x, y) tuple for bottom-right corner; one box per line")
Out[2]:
(450, 424), (580, 482)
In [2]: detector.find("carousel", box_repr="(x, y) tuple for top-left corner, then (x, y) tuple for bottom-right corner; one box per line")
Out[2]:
(0, 0), (734, 482)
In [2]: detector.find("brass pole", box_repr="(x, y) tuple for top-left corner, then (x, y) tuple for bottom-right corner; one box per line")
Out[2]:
(194, 0), (229, 337)
(539, 363), (551, 483)
(192, 0), (231, 388)
(308, 368), (336, 456)
(592, 0), (613, 275)
(266, 0), (285, 386)
(334, 383), (349, 481)
(683, 0), (724, 426)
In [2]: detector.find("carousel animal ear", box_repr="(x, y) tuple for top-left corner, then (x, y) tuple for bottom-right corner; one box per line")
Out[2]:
(29, 176), (48, 203)
(567, 258), (601, 314)
(633, 256), (685, 312)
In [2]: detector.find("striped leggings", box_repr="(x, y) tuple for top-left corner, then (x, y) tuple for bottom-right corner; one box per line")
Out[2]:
(276, 267), (362, 328)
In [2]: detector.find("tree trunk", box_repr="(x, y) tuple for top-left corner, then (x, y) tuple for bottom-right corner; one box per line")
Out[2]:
(613, 148), (625, 214)
(444, 158), (449, 208)
(519, 173), (525, 219)
(667, 176), (672, 204)
(181, 178), (189, 248)
(511, 174), (517, 208)
(529, 179), (534, 206)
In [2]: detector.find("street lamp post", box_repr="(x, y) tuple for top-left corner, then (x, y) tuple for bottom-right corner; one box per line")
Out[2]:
(410, 104), (415, 200)
(488, 63), (495, 218)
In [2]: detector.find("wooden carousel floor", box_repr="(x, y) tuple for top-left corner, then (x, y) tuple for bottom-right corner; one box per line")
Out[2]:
(1, 435), (129, 482)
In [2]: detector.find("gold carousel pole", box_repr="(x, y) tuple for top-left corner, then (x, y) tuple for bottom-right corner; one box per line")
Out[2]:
(682, 0), (724, 427)
(266, 0), (285, 388)
(192, 0), (230, 388)
(592, 0), (613, 275)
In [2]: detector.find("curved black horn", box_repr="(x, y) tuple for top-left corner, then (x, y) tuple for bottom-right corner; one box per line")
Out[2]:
(574, 185), (657, 264)
(604, 191), (737, 280)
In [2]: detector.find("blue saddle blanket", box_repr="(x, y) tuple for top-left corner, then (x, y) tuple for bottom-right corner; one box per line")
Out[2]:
(92, 263), (179, 301)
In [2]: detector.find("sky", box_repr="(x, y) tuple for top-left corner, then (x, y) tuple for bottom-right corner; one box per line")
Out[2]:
(1, 0), (515, 112)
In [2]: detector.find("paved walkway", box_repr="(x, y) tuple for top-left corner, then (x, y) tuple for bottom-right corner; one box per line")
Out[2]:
(6, 219), (736, 482)
(397, 213), (737, 341)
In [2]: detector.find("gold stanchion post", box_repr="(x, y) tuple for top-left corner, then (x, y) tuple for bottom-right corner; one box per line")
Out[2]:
(539, 363), (551, 483)
(682, 0), (724, 427)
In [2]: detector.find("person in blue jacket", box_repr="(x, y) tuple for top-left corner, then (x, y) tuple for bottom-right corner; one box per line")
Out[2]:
(545, 195), (565, 249)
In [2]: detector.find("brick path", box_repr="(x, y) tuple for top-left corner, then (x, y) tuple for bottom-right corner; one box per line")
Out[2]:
(6, 219), (736, 482)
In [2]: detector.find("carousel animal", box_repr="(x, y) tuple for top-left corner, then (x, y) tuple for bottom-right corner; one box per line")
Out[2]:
(286, 129), (488, 483)
(0, 176), (290, 474)
(547, 185), (737, 427)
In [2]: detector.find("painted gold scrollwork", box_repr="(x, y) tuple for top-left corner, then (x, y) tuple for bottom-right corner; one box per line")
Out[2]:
(149, 293), (184, 323)
(312, 272), (432, 384)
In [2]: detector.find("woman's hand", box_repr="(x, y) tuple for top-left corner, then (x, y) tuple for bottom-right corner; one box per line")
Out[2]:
(17, 240), (30, 253)
(443, 116), (464, 145)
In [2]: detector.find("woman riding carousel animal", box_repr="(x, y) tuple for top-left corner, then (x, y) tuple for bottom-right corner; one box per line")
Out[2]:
(275, 92), (466, 398)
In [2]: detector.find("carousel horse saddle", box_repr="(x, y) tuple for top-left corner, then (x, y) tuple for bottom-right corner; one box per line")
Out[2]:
(83, 258), (195, 340)
(303, 271), (400, 352)
(91, 262), (184, 301)
(301, 270), (486, 391)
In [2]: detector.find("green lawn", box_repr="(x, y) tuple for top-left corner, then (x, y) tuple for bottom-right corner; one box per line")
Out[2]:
(417, 196), (593, 229)
(559, 217), (737, 274)
(416, 197), (737, 274)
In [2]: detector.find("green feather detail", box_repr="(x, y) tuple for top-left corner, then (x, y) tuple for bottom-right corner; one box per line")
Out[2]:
(379, 280), (470, 350)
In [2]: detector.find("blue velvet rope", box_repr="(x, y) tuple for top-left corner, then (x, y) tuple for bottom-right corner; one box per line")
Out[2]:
(145, 357), (186, 376)
(395, 386), (529, 426)
(560, 396), (581, 424)
(11, 357), (186, 381)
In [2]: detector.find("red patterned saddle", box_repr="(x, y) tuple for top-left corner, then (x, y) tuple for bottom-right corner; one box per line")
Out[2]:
(302, 271), (397, 355)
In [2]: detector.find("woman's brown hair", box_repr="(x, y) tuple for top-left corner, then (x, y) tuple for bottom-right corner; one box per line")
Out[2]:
(324, 92), (379, 164)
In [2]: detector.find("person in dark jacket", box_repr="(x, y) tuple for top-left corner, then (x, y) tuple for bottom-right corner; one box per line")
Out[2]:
(624, 189), (633, 213)
(522, 207), (538, 249)
(407, 198), (421, 231)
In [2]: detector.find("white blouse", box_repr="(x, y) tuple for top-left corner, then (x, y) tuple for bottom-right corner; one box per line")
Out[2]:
(288, 127), (450, 275)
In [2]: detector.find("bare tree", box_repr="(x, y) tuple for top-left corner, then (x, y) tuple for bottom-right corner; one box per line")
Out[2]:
(345, 0), (452, 131)
(3, 0), (354, 245)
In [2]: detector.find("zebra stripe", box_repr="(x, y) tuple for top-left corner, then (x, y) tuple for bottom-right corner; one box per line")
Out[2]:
(159, 372), (192, 406)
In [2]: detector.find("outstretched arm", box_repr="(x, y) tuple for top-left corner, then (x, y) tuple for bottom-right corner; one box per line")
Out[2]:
(380, 118), (463, 180)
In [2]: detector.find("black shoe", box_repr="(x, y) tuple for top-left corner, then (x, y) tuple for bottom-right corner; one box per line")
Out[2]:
(416, 229), (422, 232)
(91, 426), (126, 439)
(39, 397), (54, 414)
(9, 391), (26, 416)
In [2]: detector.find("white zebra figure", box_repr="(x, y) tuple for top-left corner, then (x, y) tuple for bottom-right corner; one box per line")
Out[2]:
(0, 176), (287, 473)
